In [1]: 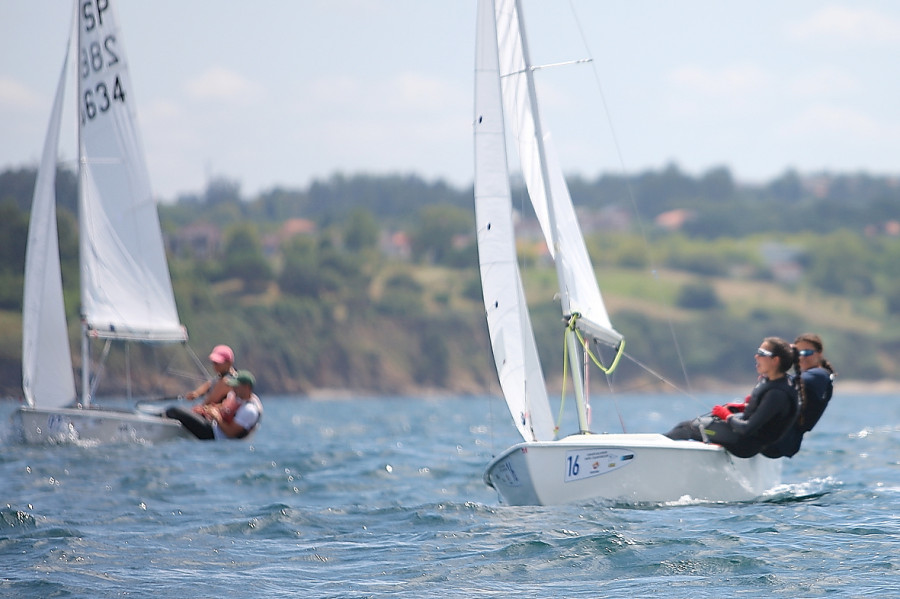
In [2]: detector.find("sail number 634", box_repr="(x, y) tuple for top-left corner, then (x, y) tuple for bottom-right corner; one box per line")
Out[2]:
(83, 77), (126, 121)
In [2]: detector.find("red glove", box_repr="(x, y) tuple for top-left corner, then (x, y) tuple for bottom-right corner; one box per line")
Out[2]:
(711, 405), (732, 420)
(725, 402), (746, 413)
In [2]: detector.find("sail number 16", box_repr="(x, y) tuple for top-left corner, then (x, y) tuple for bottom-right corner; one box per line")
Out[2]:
(566, 454), (580, 478)
(564, 448), (635, 483)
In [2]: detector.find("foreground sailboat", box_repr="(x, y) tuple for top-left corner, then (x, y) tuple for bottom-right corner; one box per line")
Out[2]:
(14, 1), (191, 443)
(474, 0), (780, 505)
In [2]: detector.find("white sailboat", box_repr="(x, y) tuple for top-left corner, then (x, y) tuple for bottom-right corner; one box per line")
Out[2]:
(15, 1), (191, 443)
(474, 0), (780, 505)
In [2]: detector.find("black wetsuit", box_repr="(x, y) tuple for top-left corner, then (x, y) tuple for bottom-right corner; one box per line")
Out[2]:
(762, 367), (834, 458)
(165, 405), (215, 439)
(665, 376), (798, 458)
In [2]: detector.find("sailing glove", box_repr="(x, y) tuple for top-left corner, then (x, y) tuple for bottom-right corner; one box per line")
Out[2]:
(711, 405), (732, 421)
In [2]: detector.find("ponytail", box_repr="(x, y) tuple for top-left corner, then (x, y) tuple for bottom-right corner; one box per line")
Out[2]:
(791, 345), (807, 427)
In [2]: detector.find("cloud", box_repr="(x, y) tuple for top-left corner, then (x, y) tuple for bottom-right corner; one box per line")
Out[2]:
(308, 76), (361, 106)
(184, 67), (264, 105)
(391, 72), (454, 109)
(788, 5), (900, 45)
(780, 104), (882, 140)
(665, 63), (772, 114)
(787, 66), (860, 98)
(0, 77), (41, 110)
(306, 72), (462, 117)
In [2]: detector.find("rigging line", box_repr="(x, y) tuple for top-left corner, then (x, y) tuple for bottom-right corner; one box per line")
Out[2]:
(601, 371), (628, 433)
(566, 0), (693, 393)
(500, 58), (591, 80)
(556, 326), (571, 438)
(621, 349), (703, 404)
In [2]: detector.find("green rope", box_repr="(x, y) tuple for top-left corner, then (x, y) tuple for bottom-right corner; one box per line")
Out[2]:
(554, 314), (626, 438)
(573, 326), (626, 375)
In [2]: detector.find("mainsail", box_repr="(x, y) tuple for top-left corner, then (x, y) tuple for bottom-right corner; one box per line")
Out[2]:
(78, 2), (185, 342)
(474, 0), (554, 442)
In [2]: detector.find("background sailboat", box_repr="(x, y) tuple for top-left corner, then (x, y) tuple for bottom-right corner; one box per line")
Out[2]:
(15, 0), (192, 443)
(474, 0), (781, 505)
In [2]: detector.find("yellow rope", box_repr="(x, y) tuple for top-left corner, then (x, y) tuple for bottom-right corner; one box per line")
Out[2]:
(554, 314), (626, 437)
(573, 326), (626, 375)
(555, 325), (570, 438)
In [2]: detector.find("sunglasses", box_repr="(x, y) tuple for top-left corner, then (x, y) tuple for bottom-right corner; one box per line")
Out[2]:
(797, 349), (816, 357)
(755, 347), (774, 357)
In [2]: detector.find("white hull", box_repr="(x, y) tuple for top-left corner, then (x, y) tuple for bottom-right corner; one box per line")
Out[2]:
(13, 406), (191, 444)
(484, 433), (782, 506)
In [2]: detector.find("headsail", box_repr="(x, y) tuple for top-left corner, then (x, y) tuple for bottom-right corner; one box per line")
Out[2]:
(475, 0), (555, 442)
(22, 32), (77, 410)
(493, 0), (622, 349)
(77, 1), (185, 342)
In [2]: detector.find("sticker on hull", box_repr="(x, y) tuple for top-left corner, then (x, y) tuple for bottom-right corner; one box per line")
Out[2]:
(564, 448), (635, 482)
(493, 459), (521, 487)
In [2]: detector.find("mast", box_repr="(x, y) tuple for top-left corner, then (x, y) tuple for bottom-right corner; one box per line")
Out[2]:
(77, 3), (91, 407)
(513, 0), (591, 433)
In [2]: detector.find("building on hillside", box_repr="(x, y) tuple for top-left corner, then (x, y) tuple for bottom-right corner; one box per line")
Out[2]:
(262, 218), (316, 256)
(169, 223), (222, 260)
(381, 230), (412, 260)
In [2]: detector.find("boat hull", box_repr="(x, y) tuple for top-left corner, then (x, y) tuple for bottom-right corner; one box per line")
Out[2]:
(13, 406), (192, 444)
(483, 433), (782, 506)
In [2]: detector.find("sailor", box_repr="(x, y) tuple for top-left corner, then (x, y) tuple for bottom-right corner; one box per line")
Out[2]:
(664, 337), (799, 458)
(166, 370), (262, 440)
(762, 333), (835, 458)
(207, 370), (263, 440)
(185, 344), (237, 407)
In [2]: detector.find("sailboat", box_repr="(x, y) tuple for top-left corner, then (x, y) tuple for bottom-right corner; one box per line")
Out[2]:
(474, 0), (781, 505)
(14, 0), (192, 443)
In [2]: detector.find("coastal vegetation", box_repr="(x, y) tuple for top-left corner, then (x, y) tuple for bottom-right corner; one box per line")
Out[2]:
(1, 164), (898, 397)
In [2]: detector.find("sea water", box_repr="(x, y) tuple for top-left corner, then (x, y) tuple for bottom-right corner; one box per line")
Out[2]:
(2, 392), (899, 598)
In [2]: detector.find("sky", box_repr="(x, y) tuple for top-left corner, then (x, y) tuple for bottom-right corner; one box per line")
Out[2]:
(2, 1), (900, 201)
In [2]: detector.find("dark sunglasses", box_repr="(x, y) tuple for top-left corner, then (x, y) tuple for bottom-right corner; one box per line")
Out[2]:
(797, 349), (816, 357)
(756, 347), (774, 357)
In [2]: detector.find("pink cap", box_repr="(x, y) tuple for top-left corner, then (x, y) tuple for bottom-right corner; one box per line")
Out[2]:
(208, 345), (234, 364)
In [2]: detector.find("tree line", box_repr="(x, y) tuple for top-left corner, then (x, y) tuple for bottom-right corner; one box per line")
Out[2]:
(0, 163), (898, 396)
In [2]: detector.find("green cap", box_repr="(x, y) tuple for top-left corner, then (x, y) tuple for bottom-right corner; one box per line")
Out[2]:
(227, 370), (256, 388)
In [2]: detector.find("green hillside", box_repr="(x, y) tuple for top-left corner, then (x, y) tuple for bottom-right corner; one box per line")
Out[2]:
(2, 166), (899, 397)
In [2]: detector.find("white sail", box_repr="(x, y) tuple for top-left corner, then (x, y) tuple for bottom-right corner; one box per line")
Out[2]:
(479, 0), (782, 506)
(22, 37), (77, 410)
(16, 0), (194, 443)
(493, 0), (622, 348)
(77, 2), (185, 341)
(475, 0), (554, 442)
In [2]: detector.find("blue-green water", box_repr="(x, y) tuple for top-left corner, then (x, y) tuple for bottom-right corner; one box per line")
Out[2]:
(2, 392), (899, 597)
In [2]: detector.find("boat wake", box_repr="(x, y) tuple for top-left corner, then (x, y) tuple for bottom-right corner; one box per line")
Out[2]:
(760, 476), (839, 503)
